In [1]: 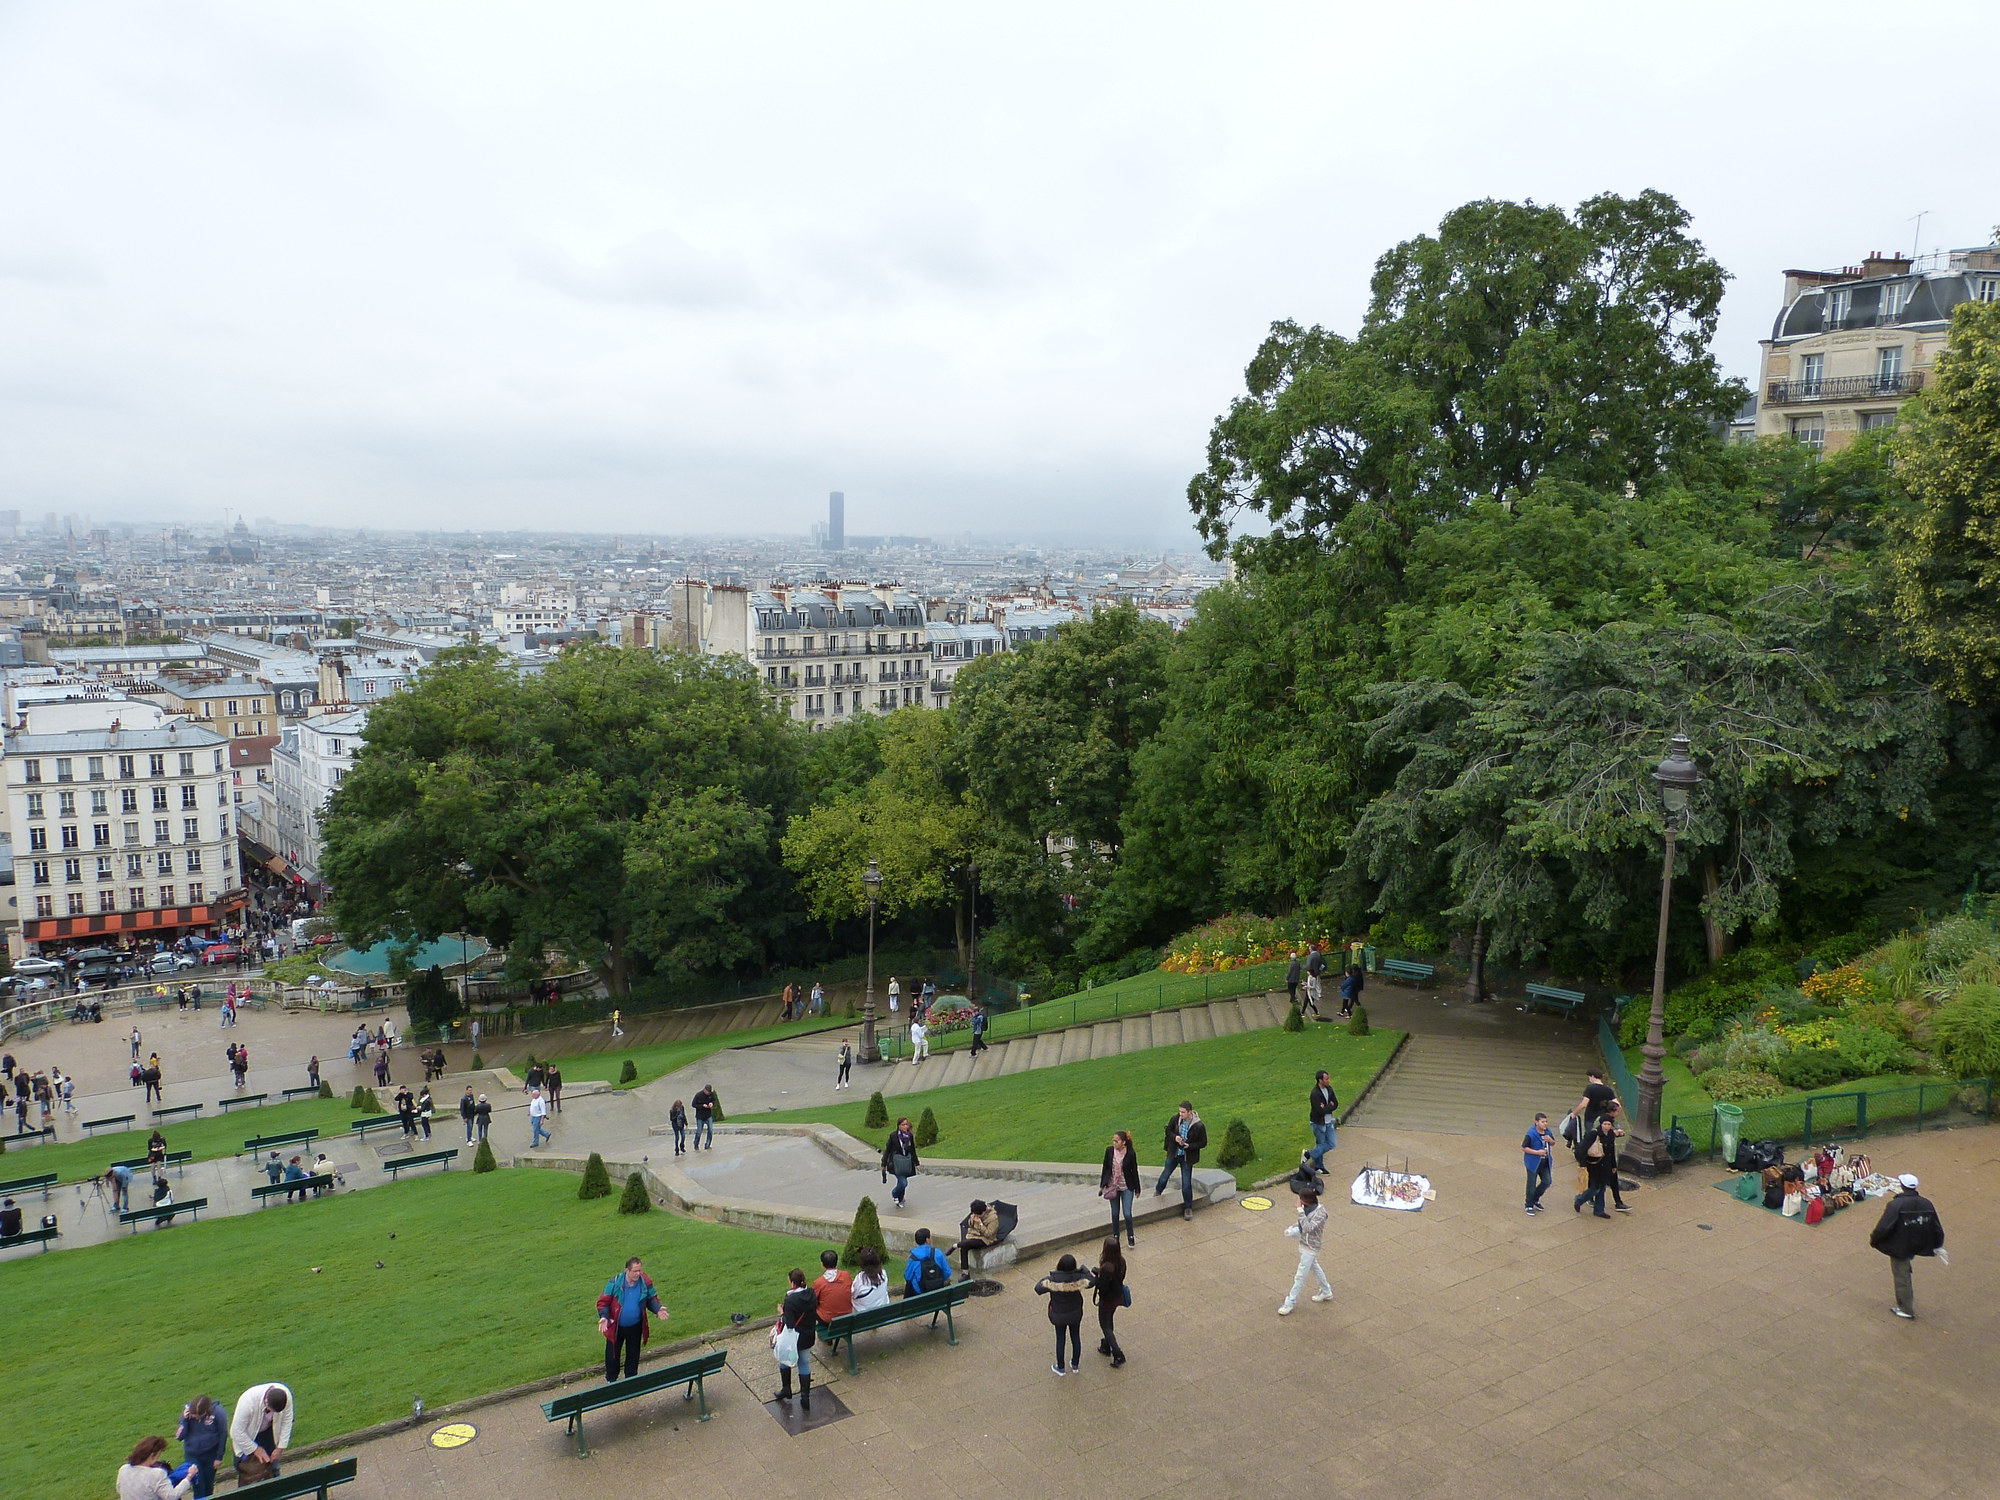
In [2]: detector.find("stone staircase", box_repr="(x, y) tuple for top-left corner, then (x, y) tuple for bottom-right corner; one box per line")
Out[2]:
(861, 990), (1291, 1098)
(1345, 1032), (1602, 1136)
(478, 994), (784, 1067)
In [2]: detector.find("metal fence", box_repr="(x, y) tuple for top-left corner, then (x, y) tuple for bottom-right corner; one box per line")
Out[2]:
(1674, 1077), (1995, 1160)
(1598, 1016), (1639, 1104)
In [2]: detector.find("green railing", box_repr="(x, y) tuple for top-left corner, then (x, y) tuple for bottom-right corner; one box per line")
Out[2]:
(874, 961), (1291, 1059)
(1597, 1016), (1639, 1105)
(1674, 1077), (1995, 1160)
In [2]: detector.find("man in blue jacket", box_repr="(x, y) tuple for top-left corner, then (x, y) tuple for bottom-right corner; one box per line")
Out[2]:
(598, 1256), (665, 1381)
(903, 1227), (951, 1297)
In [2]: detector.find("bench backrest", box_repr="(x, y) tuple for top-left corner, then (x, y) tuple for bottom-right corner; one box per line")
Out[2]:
(82, 1115), (135, 1128)
(0, 1174), (57, 1192)
(229, 1455), (358, 1500)
(0, 1226), (57, 1246)
(245, 1130), (319, 1150)
(112, 1151), (193, 1170)
(827, 1282), (969, 1335)
(253, 1174), (333, 1196)
(350, 1115), (398, 1130)
(545, 1350), (728, 1417)
(121, 1197), (209, 1222)
(388, 1149), (457, 1168)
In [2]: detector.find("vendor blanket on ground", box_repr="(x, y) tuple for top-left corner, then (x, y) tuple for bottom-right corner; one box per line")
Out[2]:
(1351, 1166), (1433, 1211)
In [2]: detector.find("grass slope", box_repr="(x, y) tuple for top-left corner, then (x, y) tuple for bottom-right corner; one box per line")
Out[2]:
(765, 1024), (1403, 1188)
(1, 1096), (369, 1187)
(0, 1169), (816, 1500)
(533, 1016), (848, 1089)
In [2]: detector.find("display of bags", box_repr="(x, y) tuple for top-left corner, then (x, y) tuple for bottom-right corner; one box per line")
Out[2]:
(1805, 1196), (1825, 1225)
(1781, 1191), (1803, 1217)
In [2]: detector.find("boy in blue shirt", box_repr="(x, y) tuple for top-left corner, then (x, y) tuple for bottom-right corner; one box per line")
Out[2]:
(904, 1228), (951, 1296)
(1522, 1113), (1555, 1213)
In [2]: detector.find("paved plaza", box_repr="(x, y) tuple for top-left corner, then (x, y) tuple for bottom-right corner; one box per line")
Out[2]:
(325, 1121), (2000, 1500)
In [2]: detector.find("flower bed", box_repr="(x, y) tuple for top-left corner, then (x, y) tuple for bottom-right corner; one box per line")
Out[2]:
(1160, 914), (1339, 976)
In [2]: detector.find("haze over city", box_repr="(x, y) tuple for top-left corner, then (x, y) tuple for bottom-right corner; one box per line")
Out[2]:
(3, 0), (1992, 543)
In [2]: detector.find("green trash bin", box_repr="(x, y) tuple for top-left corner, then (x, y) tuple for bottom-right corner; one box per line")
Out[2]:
(1714, 1103), (1744, 1165)
(1362, 944), (1379, 973)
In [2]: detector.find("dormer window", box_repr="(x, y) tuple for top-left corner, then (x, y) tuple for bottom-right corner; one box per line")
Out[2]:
(1880, 282), (1909, 318)
(1827, 288), (1852, 326)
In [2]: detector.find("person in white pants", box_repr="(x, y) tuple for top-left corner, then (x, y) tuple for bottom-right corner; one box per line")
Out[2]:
(1278, 1190), (1333, 1314)
(909, 1019), (929, 1064)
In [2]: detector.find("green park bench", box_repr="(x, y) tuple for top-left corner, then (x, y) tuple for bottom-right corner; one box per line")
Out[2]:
(119, 1196), (208, 1232)
(820, 1281), (973, 1375)
(1379, 958), (1435, 988)
(383, 1148), (458, 1180)
(81, 1113), (137, 1136)
(217, 1093), (270, 1112)
(3, 1125), (55, 1147)
(0, 1171), (58, 1199)
(0, 1226), (59, 1254)
(350, 994), (390, 1011)
(541, 1349), (729, 1456)
(349, 1114), (401, 1140)
(251, 1173), (335, 1206)
(151, 1102), (203, 1123)
(282, 1085), (323, 1102)
(11, 1015), (50, 1037)
(134, 995), (177, 1012)
(1525, 983), (1588, 1017)
(113, 1150), (193, 1178)
(241, 1128), (319, 1159)
(230, 1455), (358, 1500)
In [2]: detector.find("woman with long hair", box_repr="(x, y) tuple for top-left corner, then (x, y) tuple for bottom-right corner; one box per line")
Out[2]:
(1093, 1237), (1128, 1367)
(175, 1396), (225, 1497)
(117, 1436), (191, 1500)
(1099, 1129), (1141, 1248)
(852, 1246), (892, 1312)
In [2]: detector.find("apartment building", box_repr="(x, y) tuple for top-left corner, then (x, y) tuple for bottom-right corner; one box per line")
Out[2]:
(700, 585), (930, 725)
(926, 621), (1002, 708)
(135, 670), (276, 740)
(1757, 241), (2000, 452)
(2, 702), (239, 951)
(270, 707), (368, 888)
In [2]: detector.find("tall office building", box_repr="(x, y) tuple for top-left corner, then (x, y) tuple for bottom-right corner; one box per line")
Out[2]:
(828, 491), (844, 552)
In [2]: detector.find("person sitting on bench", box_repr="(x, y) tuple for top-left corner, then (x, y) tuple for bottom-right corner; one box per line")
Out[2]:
(903, 1228), (953, 1297)
(951, 1200), (1000, 1279)
(147, 1130), (168, 1167)
(0, 1197), (22, 1238)
(283, 1157), (309, 1202)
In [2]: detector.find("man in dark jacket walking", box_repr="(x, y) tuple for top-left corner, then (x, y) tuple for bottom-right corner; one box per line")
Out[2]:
(1338, 966), (1364, 1018)
(1154, 1101), (1208, 1220)
(1870, 1173), (1945, 1319)
(1285, 952), (1302, 1010)
(1307, 1070), (1338, 1170)
(691, 1083), (719, 1150)
(1302, 947), (1325, 1020)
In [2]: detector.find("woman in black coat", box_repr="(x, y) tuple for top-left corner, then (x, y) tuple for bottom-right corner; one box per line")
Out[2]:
(1035, 1253), (1095, 1376)
(1099, 1128), (1141, 1247)
(1572, 1116), (1619, 1219)
(774, 1267), (820, 1410)
(882, 1117), (919, 1209)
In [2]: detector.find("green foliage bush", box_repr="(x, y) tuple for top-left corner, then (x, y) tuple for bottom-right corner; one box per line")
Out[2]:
(1702, 1068), (1787, 1102)
(1621, 944), (1803, 1047)
(1216, 1117), (1256, 1170)
(843, 1195), (889, 1268)
(578, 1152), (612, 1199)
(318, 1080), (334, 1099)
(472, 1137), (497, 1173)
(349, 1086), (370, 1110)
(1346, 1005), (1370, 1037)
(471, 1052), (484, 1070)
(618, 1059), (638, 1085)
(914, 1107), (938, 1147)
(404, 964), (461, 1036)
(1923, 982), (2000, 1079)
(864, 1091), (888, 1129)
(1772, 1047), (1845, 1092)
(1282, 1002), (1304, 1033)
(1832, 1023), (1918, 1077)
(617, 1172), (651, 1214)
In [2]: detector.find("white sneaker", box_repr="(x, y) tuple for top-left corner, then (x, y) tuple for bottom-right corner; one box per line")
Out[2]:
(1311, 1291), (1334, 1303)
(1277, 1304), (1294, 1316)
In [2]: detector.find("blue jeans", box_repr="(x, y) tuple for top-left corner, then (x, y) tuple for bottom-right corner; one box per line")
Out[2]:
(672, 1124), (686, 1152)
(1155, 1156), (1193, 1206)
(1574, 1180), (1606, 1216)
(1526, 1157), (1551, 1207)
(1108, 1187), (1134, 1238)
(531, 1116), (550, 1146)
(891, 1172), (909, 1203)
(694, 1118), (713, 1148)
(795, 1344), (813, 1380)
(1309, 1120), (1336, 1168)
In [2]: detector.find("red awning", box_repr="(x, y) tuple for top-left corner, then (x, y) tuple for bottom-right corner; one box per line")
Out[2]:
(24, 907), (215, 941)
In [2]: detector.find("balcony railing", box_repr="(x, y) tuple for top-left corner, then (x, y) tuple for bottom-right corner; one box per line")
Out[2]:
(1766, 370), (1924, 406)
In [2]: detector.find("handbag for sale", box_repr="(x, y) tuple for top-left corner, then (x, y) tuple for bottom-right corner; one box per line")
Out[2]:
(1805, 1196), (1825, 1226)
(1734, 1174), (1761, 1203)
(1782, 1191), (1803, 1218)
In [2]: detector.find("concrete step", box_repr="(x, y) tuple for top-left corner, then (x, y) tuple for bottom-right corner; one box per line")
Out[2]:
(1208, 1000), (1245, 1037)
(1027, 1032), (1064, 1071)
(1348, 1034), (1598, 1135)
(934, 1050), (978, 1091)
(1089, 1021), (1123, 1061)
(1118, 1015), (1152, 1054)
(1178, 1005), (1213, 1043)
(1237, 992), (1280, 1029)
(996, 1039), (1037, 1077)
(1157, 1008), (1189, 1047)
(967, 1044), (1010, 1083)
(1057, 1026), (1093, 1068)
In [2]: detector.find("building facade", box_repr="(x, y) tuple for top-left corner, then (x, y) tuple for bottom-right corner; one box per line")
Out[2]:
(269, 707), (367, 887)
(1757, 242), (2000, 452)
(725, 588), (930, 724)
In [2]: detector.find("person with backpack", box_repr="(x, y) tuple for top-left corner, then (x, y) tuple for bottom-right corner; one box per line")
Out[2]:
(1307, 1070), (1338, 1170)
(1572, 1115), (1621, 1218)
(597, 1256), (664, 1382)
(882, 1116), (919, 1208)
(1093, 1237), (1129, 1367)
(903, 1227), (952, 1297)
(1154, 1101), (1208, 1221)
(969, 1006), (989, 1056)
(1035, 1252), (1094, 1376)
(1870, 1173), (1946, 1319)
(1338, 965), (1365, 1018)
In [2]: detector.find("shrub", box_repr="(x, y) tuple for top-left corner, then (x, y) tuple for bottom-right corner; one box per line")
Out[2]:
(618, 1059), (638, 1085)
(843, 1195), (889, 1268)
(318, 1080), (334, 1099)
(1772, 1048), (1845, 1092)
(864, 1091), (889, 1129)
(1282, 1003), (1304, 1033)
(362, 1088), (383, 1114)
(1922, 982), (2000, 1080)
(617, 1172), (651, 1214)
(1832, 1023), (1918, 1078)
(914, 1107), (938, 1147)
(472, 1137), (498, 1173)
(1702, 1069), (1787, 1103)
(349, 1086), (369, 1110)
(578, 1152), (612, 1199)
(404, 964), (461, 1037)
(471, 1052), (483, 1070)
(1346, 1005), (1370, 1037)
(1621, 944), (1803, 1047)
(1216, 1117), (1256, 1170)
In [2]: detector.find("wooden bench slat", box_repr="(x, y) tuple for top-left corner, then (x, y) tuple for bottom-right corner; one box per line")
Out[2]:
(0, 1172), (59, 1197)
(243, 1129), (320, 1154)
(0, 1226), (59, 1253)
(217, 1094), (270, 1112)
(81, 1115), (137, 1134)
(251, 1174), (335, 1203)
(821, 1283), (972, 1374)
(540, 1350), (728, 1455)
(119, 1196), (209, 1231)
(151, 1103), (204, 1121)
(383, 1149), (458, 1179)
(111, 1151), (193, 1176)
(229, 1455), (358, 1500)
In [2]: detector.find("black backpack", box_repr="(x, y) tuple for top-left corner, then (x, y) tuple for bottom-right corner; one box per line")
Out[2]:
(916, 1249), (950, 1293)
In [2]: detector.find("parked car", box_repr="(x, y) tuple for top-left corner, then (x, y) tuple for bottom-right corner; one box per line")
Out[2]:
(13, 956), (63, 977)
(199, 944), (244, 966)
(150, 952), (196, 975)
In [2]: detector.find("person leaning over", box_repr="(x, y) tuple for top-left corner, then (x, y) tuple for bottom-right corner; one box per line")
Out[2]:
(117, 1436), (192, 1500)
(229, 1382), (293, 1483)
(951, 1199), (1000, 1279)
(1871, 1173), (1946, 1320)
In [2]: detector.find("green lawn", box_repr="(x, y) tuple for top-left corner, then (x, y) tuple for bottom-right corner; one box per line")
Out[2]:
(766, 1023), (1404, 1189)
(533, 1016), (849, 1088)
(0, 1168), (817, 1500)
(1, 1095), (370, 1187)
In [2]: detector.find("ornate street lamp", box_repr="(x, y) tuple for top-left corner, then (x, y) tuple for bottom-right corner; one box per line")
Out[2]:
(1627, 734), (1702, 1176)
(859, 858), (883, 1063)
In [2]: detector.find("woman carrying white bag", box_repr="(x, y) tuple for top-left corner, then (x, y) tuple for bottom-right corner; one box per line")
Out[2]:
(771, 1268), (820, 1412)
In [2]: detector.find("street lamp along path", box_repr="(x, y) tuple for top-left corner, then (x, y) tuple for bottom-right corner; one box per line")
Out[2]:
(859, 858), (883, 1064)
(1628, 734), (1703, 1176)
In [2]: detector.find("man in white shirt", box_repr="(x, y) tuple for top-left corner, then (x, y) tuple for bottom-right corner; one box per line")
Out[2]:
(528, 1087), (551, 1147)
(909, 1019), (929, 1064)
(887, 977), (900, 1013)
(230, 1381), (294, 1477)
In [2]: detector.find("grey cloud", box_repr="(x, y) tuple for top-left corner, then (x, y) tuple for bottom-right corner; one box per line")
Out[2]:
(522, 230), (760, 309)
(0, 244), (105, 286)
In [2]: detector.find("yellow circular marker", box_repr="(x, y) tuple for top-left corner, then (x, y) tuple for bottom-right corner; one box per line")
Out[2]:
(428, 1423), (476, 1450)
(1240, 1195), (1273, 1211)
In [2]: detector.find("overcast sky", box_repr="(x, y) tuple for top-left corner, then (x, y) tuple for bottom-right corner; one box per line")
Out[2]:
(2, 3), (1993, 547)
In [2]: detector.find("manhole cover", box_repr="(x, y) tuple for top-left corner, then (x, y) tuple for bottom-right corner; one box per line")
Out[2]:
(428, 1423), (476, 1449)
(1240, 1195), (1274, 1211)
(966, 1278), (1005, 1297)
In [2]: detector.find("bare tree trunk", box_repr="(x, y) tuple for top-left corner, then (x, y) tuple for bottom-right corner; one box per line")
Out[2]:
(1464, 919), (1487, 1004)
(1701, 862), (1731, 965)
(953, 881), (970, 974)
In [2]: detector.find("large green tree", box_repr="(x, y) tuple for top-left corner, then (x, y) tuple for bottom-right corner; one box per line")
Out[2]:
(321, 644), (796, 994)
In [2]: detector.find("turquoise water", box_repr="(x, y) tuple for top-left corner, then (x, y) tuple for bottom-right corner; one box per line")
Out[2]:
(325, 935), (491, 976)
